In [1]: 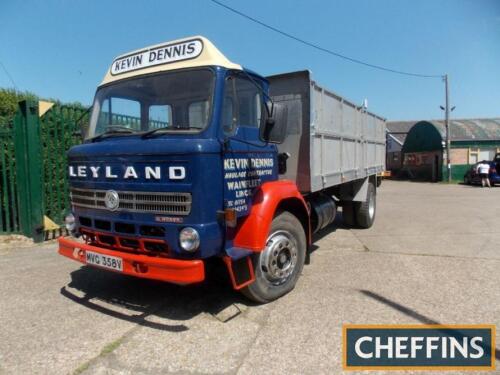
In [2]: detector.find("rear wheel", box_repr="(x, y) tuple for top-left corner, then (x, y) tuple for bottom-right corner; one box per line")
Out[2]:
(464, 175), (471, 185)
(342, 202), (356, 227)
(241, 211), (306, 303)
(355, 182), (376, 229)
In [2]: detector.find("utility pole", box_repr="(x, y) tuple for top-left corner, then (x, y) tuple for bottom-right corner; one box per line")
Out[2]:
(444, 74), (451, 182)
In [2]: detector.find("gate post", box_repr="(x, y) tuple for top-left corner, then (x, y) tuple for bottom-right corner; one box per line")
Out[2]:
(14, 100), (44, 242)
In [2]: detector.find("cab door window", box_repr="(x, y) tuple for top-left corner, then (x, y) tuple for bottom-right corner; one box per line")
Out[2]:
(222, 74), (262, 135)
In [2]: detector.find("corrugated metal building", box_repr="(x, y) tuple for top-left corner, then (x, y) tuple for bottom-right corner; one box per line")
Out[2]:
(387, 118), (500, 181)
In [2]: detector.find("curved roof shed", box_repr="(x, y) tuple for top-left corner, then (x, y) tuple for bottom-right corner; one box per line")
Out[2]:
(401, 121), (442, 153)
(399, 118), (500, 153)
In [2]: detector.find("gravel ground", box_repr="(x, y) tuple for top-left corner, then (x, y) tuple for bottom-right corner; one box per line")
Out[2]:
(0, 180), (498, 374)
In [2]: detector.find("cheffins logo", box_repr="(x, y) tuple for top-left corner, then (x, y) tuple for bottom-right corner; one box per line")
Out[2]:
(343, 325), (496, 371)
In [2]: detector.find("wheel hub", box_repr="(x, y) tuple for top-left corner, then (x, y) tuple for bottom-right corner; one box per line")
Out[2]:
(260, 231), (298, 285)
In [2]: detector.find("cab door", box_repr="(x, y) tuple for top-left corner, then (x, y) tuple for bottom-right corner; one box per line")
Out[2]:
(221, 72), (278, 218)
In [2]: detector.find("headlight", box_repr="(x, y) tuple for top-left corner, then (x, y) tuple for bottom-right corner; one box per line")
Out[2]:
(65, 213), (76, 233)
(179, 227), (200, 252)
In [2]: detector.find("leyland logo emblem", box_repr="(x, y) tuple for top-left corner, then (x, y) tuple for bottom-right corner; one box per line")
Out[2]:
(104, 190), (120, 211)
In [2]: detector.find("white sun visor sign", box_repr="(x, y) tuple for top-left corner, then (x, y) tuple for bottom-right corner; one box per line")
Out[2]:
(111, 38), (204, 75)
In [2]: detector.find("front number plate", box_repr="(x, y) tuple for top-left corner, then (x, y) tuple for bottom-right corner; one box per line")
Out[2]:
(85, 251), (123, 271)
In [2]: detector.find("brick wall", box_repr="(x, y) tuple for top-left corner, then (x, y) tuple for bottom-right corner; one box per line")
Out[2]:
(450, 148), (468, 165)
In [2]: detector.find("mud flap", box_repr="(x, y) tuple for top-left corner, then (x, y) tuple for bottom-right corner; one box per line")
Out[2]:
(222, 256), (255, 290)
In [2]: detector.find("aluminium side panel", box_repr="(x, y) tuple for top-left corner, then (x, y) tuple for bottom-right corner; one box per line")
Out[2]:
(268, 70), (386, 194)
(310, 78), (386, 192)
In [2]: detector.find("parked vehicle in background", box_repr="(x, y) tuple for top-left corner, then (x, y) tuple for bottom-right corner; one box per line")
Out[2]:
(463, 160), (499, 186)
(58, 36), (386, 303)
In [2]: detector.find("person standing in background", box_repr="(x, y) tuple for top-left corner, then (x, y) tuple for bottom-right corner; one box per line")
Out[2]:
(476, 161), (491, 187)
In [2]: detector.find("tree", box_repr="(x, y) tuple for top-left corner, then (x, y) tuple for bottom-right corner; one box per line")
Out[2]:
(0, 88), (39, 125)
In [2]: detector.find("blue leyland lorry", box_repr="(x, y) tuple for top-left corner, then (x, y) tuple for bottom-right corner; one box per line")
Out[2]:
(59, 36), (386, 302)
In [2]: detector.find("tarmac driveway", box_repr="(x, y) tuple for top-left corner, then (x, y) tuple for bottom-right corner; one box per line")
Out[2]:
(0, 180), (498, 374)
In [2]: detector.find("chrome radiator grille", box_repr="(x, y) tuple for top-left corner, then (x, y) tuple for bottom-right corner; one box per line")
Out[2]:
(70, 188), (191, 215)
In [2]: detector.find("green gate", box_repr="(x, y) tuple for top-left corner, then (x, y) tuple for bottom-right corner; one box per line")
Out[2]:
(0, 120), (19, 234)
(41, 104), (88, 226)
(0, 99), (88, 242)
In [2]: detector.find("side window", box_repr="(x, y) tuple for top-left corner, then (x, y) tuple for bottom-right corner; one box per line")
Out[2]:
(149, 105), (172, 129)
(222, 75), (263, 135)
(222, 77), (237, 134)
(235, 78), (262, 127)
(188, 101), (209, 129)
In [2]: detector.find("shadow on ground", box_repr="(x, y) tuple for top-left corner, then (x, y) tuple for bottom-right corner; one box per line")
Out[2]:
(60, 212), (346, 330)
(60, 259), (252, 332)
(360, 289), (500, 361)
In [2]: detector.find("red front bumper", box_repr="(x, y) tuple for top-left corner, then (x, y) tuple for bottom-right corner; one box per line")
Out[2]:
(58, 237), (205, 285)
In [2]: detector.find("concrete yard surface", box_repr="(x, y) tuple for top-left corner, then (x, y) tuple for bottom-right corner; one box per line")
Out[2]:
(0, 180), (499, 374)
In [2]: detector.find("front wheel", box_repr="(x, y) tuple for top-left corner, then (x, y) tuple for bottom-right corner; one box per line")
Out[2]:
(241, 211), (306, 303)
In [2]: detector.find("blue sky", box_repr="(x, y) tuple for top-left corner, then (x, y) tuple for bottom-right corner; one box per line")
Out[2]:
(1, 0), (499, 120)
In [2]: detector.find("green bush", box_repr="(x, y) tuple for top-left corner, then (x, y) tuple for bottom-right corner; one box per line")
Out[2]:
(0, 88), (38, 127)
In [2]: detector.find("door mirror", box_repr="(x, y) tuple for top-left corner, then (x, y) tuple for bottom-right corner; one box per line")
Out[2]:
(260, 102), (287, 144)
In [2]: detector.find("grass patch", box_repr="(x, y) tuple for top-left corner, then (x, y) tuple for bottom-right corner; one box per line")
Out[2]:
(72, 337), (124, 374)
(73, 361), (90, 375)
(100, 338), (124, 355)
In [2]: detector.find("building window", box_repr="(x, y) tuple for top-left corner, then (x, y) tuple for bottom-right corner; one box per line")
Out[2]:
(479, 148), (496, 161)
(469, 147), (499, 164)
(468, 148), (479, 164)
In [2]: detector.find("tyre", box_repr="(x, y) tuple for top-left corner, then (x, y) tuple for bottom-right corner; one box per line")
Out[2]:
(342, 202), (356, 227)
(464, 175), (470, 185)
(354, 182), (376, 229)
(241, 211), (306, 303)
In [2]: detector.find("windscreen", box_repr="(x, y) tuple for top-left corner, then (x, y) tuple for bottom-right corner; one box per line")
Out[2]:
(86, 69), (214, 139)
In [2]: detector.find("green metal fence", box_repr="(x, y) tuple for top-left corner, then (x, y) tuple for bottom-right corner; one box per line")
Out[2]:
(0, 121), (19, 234)
(41, 105), (87, 225)
(0, 100), (88, 241)
(99, 112), (167, 129)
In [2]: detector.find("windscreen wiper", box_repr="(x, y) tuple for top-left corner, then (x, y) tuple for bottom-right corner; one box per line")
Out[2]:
(141, 125), (194, 138)
(141, 126), (170, 138)
(90, 128), (136, 142)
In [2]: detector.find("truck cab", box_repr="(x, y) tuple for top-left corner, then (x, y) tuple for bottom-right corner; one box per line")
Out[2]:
(60, 36), (306, 302)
